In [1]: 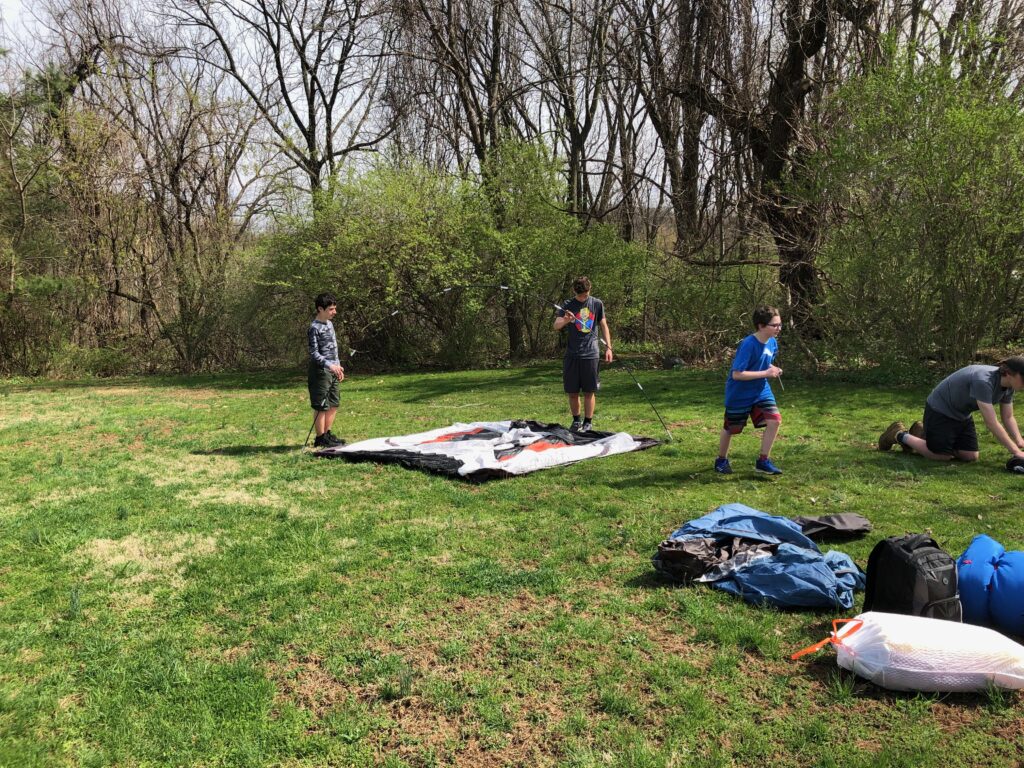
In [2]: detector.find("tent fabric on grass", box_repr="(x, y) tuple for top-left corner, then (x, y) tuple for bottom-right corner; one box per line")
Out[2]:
(653, 503), (865, 610)
(315, 420), (659, 481)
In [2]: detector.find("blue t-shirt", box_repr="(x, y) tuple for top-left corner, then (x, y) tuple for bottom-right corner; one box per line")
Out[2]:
(724, 334), (778, 409)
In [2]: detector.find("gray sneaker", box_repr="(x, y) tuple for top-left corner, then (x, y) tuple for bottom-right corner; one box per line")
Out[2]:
(570, 417), (583, 432)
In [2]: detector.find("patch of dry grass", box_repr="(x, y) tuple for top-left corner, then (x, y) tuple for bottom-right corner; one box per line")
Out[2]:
(80, 533), (218, 588)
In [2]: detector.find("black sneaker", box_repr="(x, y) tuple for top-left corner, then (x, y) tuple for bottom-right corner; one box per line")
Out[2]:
(570, 418), (582, 432)
(313, 433), (328, 448)
(581, 420), (592, 432)
(324, 431), (346, 447)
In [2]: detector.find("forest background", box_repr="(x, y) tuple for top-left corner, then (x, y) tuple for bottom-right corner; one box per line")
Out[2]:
(2, 0), (1023, 379)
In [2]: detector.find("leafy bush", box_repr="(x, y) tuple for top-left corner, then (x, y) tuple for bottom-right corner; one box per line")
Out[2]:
(808, 49), (1024, 368)
(251, 145), (654, 368)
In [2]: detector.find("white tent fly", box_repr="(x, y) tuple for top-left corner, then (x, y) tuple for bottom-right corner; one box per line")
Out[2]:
(315, 420), (659, 481)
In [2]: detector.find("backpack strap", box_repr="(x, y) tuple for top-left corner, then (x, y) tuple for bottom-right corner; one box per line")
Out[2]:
(863, 539), (888, 610)
(897, 533), (938, 553)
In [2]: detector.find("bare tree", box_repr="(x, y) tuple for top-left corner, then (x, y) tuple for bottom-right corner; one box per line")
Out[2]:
(171, 0), (394, 199)
(99, 55), (273, 369)
(0, 68), (59, 295)
(518, 0), (617, 219)
(29, 0), (281, 370)
(389, 0), (537, 169)
(621, 0), (719, 251)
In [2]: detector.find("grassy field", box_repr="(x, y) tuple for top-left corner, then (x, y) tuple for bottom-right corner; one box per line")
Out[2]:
(2, 364), (1023, 767)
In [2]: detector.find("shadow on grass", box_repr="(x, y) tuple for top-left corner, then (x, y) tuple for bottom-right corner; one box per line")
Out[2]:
(605, 462), (786, 490)
(606, 443), (991, 491)
(1, 364), (719, 412)
(191, 445), (297, 456)
(623, 572), (672, 590)
(380, 364), (561, 403)
(2, 370), (304, 393)
(799, 654), (1000, 708)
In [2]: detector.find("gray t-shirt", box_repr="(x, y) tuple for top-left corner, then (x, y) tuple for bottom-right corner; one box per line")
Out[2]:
(926, 365), (1013, 421)
(558, 296), (604, 359)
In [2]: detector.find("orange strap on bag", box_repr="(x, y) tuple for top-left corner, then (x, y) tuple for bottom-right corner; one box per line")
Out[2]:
(790, 618), (863, 660)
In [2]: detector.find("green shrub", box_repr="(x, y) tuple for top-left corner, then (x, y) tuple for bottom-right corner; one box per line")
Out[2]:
(807, 46), (1024, 368)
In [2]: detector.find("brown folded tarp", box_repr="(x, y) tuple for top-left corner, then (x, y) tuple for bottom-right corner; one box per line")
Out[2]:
(792, 513), (872, 541)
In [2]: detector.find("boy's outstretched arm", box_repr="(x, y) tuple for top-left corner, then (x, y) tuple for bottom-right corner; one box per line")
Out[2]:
(978, 401), (1024, 457)
(600, 318), (613, 362)
(999, 402), (1024, 451)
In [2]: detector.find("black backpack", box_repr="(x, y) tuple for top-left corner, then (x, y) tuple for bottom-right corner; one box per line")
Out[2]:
(863, 534), (962, 621)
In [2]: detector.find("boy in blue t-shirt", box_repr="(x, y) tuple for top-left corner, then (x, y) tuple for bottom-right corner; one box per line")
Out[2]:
(715, 306), (784, 475)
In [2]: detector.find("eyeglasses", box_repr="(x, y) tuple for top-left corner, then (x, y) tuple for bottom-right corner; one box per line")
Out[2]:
(767, 323), (782, 328)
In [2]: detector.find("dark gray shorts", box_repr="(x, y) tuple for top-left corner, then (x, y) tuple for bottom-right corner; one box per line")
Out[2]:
(308, 364), (340, 410)
(563, 357), (600, 394)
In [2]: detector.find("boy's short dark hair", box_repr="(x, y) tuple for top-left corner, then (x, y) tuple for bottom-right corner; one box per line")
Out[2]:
(572, 276), (592, 295)
(315, 292), (337, 311)
(998, 356), (1024, 377)
(752, 305), (780, 328)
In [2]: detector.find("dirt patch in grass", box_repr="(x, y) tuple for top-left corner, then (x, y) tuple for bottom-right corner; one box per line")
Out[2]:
(668, 419), (704, 429)
(18, 648), (43, 664)
(991, 716), (1024, 741)
(0, 410), (65, 429)
(30, 485), (106, 507)
(137, 452), (243, 487)
(268, 650), (352, 718)
(81, 533), (218, 588)
(185, 486), (282, 508)
(930, 701), (1024, 740)
(376, 696), (562, 767)
(624, 612), (698, 658)
(272, 645), (569, 764)
(265, 594), (578, 763)
(86, 387), (150, 397)
(221, 642), (255, 662)
(139, 418), (177, 438)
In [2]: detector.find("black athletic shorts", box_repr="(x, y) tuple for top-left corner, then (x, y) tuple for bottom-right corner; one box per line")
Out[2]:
(923, 403), (978, 455)
(563, 356), (600, 394)
(308, 363), (340, 410)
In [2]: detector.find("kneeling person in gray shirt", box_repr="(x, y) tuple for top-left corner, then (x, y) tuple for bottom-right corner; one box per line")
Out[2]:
(879, 358), (1024, 462)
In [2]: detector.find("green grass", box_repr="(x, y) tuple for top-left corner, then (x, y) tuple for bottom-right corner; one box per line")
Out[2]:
(1, 364), (1022, 767)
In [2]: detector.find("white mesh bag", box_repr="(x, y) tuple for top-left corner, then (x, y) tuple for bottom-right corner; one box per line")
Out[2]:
(793, 611), (1024, 692)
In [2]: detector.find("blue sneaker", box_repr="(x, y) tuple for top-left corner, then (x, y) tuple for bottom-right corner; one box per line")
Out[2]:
(714, 457), (733, 474)
(755, 457), (783, 475)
